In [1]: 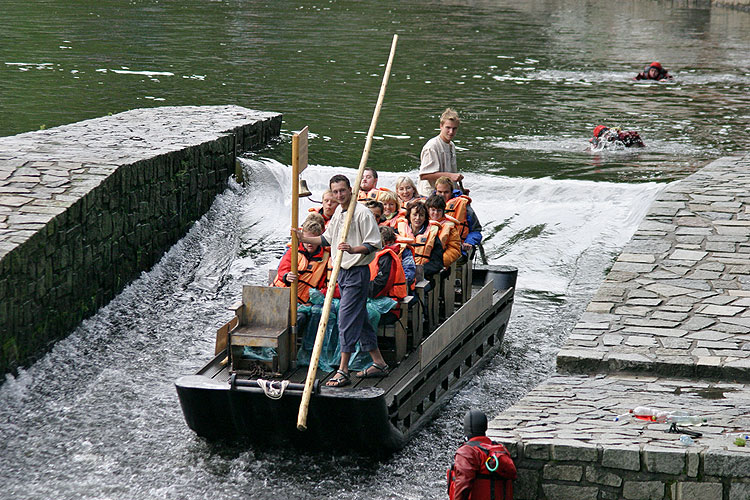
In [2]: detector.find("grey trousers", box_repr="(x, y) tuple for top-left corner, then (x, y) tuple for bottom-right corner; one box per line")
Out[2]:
(338, 265), (377, 353)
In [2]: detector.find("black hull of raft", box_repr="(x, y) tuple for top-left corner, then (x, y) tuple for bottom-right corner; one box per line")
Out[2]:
(175, 267), (515, 455)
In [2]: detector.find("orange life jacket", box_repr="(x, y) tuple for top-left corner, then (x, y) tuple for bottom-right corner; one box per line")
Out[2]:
(272, 245), (330, 304)
(411, 222), (441, 266)
(434, 215), (461, 267)
(368, 246), (408, 314)
(445, 195), (471, 241)
(358, 187), (392, 202)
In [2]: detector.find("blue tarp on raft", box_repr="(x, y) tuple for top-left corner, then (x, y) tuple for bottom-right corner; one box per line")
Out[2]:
(243, 289), (396, 372)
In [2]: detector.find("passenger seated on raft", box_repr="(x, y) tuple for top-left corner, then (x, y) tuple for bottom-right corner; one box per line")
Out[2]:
(434, 176), (482, 255)
(357, 167), (392, 202)
(589, 125), (645, 149)
(369, 226), (409, 324)
(308, 189), (338, 227)
(273, 215), (330, 304)
(395, 175), (423, 207)
(379, 190), (401, 228)
(425, 194), (462, 268)
(395, 201), (444, 280)
(634, 61), (672, 81)
(365, 199), (385, 225)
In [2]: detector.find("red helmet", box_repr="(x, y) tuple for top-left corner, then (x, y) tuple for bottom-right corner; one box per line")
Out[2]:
(593, 125), (609, 138)
(649, 62), (663, 70)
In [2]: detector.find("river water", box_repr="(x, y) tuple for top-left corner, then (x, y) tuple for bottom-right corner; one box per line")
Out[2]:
(1, 1), (750, 499)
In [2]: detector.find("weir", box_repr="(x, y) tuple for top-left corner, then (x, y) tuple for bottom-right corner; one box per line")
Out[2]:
(490, 154), (750, 499)
(0, 106), (281, 375)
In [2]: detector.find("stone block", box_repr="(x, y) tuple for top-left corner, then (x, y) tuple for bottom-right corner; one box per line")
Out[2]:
(552, 442), (598, 462)
(674, 481), (722, 500)
(643, 446), (686, 474)
(687, 451), (699, 478)
(602, 446), (640, 471)
(541, 484), (598, 500)
(704, 449), (750, 477)
(623, 480), (664, 500)
(514, 468), (539, 500)
(543, 464), (583, 481)
(730, 481), (750, 500)
(585, 465), (622, 487)
(523, 442), (552, 460)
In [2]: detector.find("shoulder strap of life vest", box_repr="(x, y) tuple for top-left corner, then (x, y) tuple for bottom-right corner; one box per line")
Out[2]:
(412, 222), (439, 265)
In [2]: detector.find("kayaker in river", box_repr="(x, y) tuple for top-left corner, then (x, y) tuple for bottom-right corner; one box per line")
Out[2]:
(589, 125), (645, 150)
(418, 108), (466, 196)
(295, 174), (389, 386)
(634, 61), (672, 81)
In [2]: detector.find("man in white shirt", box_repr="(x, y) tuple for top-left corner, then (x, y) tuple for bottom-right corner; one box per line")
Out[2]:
(417, 108), (465, 196)
(295, 174), (389, 387)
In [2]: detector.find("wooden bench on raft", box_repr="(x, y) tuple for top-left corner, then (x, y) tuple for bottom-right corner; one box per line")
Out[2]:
(216, 285), (291, 375)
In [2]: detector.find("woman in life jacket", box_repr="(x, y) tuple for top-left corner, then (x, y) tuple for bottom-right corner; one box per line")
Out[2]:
(397, 201), (444, 280)
(425, 194), (463, 267)
(379, 190), (402, 228)
(368, 226), (409, 320)
(590, 125), (645, 149)
(634, 61), (672, 81)
(308, 189), (338, 227)
(273, 215), (330, 304)
(395, 175), (423, 207)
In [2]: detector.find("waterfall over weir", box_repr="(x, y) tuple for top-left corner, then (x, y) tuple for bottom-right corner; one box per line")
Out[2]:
(0, 158), (663, 500)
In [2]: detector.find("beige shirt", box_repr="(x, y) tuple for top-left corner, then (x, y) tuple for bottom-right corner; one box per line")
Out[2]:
(322, 201), (382, 269)
(418, 134), (457, 196)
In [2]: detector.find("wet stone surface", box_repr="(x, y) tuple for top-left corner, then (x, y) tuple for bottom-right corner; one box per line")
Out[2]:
(491, 155), (750, 499)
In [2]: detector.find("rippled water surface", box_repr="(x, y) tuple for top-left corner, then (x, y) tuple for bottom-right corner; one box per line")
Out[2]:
(1, 0), (750, 499)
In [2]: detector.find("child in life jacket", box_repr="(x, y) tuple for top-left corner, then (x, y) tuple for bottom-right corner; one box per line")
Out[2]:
(273, 214), (330, 304)
(590, 125), (645, 150)
(448, 410), (517, 500)
(369, 226), (410, 320)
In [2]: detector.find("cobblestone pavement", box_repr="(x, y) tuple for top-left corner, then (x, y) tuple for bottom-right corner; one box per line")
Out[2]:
(0, 105), (279, 259)
(489, 154), (750, 499)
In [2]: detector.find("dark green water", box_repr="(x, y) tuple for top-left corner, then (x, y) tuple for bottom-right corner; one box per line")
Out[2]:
(2, 1), (750, 499)
(2, 0), (749, 183)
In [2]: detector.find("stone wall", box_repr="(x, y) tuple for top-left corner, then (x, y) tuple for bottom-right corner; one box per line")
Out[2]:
(0, 106), (281, 375)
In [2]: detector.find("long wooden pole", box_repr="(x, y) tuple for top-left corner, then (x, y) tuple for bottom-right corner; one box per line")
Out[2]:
(290, 133), (301, 365)
(297, 34), (398, 431)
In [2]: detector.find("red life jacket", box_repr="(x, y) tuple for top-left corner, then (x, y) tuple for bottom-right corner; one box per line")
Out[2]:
(446, 195), (472, 241)
(447, 439), (516, 500)
(368, 246), (408, 315)
(272, 245), (330, 304)
(308, 206), (332, 226)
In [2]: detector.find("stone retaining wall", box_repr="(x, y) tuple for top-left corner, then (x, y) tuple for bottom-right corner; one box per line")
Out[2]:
(0, 106), (281, 375)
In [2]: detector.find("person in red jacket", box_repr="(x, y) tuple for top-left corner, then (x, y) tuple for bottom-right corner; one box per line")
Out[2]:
(449, 410), (516, 500)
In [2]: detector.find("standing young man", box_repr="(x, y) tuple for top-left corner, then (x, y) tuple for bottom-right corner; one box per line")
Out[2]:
(418, 108), (465, 196)
(295, 174), (389, 387)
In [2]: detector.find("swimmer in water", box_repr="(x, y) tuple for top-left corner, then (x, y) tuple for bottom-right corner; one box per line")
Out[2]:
(589, 125), (645, 150)
(634, 62), (672, 81)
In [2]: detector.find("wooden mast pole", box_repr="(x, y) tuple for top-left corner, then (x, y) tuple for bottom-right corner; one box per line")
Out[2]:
(290, 126), (309, 367)
(297, 34), (398, 431)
